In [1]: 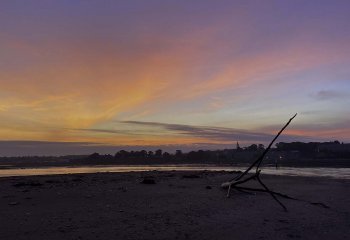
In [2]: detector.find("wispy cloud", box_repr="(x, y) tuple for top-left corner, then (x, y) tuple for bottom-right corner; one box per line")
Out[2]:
(73, 128), (137, 135)
(120, 120), (308, 143)
(311, 90), (348, 101)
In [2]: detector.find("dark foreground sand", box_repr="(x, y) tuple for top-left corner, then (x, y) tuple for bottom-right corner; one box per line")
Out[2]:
(0, 171), (349, 240)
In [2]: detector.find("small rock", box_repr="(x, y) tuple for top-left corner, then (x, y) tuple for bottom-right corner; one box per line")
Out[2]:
(141, 178), (156, 184)
(205, 186), (212, 189)
(45, 180), (60, 184)
(9, 201), (19, 206)
(279, 219), (289, 223)
(72, 178), (83, 182)
(13, 182), (43, 187)
(182, 174), (200, 179)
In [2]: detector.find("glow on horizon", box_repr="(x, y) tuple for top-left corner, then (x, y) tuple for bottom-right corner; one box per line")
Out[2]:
(0, 1), (349, 154)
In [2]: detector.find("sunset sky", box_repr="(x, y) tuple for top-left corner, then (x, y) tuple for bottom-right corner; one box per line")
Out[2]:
(1, 1), (349, 155)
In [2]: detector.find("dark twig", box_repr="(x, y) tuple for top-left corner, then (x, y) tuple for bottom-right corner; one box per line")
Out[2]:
(233, 186), (330, 209)
(256, 173), (287, 211)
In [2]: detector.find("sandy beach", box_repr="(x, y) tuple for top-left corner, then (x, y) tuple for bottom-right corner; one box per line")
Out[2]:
(0, 171), (349, 240)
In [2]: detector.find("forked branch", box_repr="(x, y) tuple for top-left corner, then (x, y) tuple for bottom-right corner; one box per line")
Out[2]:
(221, 113), (329, 211)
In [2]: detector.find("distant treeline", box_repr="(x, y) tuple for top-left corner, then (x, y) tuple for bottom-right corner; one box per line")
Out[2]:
(83, 143), (266, 165)
(80, 141), (350, 165)
(1, 141), (349, 168)
(276, 141), (350, 158)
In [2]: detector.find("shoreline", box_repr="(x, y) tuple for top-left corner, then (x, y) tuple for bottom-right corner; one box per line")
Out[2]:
(1, 171), (350, 239)
(1, 157), (350, 170)
(0, 165), (349, 180)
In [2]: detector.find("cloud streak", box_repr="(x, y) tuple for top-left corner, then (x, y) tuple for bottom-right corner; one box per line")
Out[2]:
(311, 90), (349, 101)
(120, 121), (313, 143)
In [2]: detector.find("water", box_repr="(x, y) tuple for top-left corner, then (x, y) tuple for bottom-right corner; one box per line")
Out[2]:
(0, 165), (349, 179)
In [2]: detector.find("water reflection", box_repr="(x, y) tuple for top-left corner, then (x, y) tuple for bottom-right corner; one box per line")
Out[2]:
(0, 165), (349, 179)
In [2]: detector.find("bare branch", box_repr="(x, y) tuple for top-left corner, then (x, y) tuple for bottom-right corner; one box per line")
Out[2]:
(221, 113), (329, 211)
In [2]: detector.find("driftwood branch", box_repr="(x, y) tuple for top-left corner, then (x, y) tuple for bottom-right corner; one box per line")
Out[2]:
(221, 113), (329, 211)
(230, 113), (297, 183)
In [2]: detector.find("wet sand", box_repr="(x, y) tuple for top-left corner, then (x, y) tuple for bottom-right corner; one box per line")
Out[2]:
(0, 171), (349, 240)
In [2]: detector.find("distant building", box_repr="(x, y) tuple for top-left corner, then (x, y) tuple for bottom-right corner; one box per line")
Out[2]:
(236, 141), (242, 151)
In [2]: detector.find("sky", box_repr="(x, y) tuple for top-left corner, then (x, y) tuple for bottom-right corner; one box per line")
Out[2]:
(0, 1), (349, 156)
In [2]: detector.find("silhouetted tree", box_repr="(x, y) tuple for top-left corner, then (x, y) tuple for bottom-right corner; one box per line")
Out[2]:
(155, 149), (162, 158)
(88, 152), (100, 161)
(140, 150), (147, 158)
(175, 150), (183, 158)
(148, 151), (154, 158)
(246, 144), (258, 151)
(258, 144), (265, 151)
(115, 150), (129, 159)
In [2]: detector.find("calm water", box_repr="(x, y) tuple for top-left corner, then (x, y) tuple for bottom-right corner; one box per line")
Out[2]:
(0, 165), (349, 179)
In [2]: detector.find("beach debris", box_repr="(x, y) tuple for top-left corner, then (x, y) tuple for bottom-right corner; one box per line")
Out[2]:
(140, 177), (156, 184)
(2, 195), (13, 198)
(182, 174), (200, 179)
(118, 186), (128, 192)
(72, 177), (83, 182)
(13, 181), (43, 187)
(221, 113), (329, 211)
(45, 180), (61, 184)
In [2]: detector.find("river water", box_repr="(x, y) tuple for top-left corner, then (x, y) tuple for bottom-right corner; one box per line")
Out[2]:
(0, 165), (349, 179)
